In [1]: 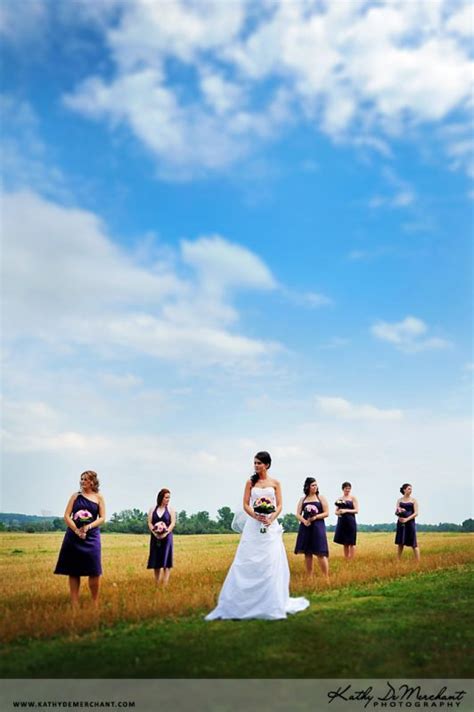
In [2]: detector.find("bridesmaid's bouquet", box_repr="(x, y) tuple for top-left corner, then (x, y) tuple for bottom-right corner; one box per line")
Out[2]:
(334, 498), (345, 515)
(253, 497), (275, 533)
(73, 509), (93, 528)
(153, 521), (168, 546)
(395, 506), (409, 525)
(304, 503), (319, 521)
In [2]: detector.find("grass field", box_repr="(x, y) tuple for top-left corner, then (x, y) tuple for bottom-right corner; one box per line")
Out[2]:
(1, 532), (473, 677)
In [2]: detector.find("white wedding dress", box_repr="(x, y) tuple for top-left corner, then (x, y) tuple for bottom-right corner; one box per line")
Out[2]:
(205, 486), (309, 620)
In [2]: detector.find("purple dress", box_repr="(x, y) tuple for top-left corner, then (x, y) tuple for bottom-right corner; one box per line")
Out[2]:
(294, 499), (329, 557)
(54, 493), (102, 576)
(147, 506), (173, 569)
(334, 499), (357, 545)
(395, 501), (417, 547)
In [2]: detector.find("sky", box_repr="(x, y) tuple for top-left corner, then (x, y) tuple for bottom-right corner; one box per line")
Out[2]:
(1, 0), (472, 525)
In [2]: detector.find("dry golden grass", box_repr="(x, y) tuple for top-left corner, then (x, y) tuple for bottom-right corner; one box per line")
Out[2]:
(1, 531), (472, 644)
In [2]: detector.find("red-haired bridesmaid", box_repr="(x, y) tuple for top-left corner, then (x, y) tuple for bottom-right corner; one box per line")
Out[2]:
(147, 489), (176, 585)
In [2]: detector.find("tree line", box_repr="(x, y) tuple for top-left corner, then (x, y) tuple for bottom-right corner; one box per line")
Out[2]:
(1, 510), (473, 534)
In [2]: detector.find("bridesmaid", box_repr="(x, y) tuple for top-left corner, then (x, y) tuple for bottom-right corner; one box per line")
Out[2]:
(395, 483), (420, 561)
(147, 488), (176, 585)
(334, 481), (358, 559)
(54, 470), (105, 606)
(294, 477), (329, 579)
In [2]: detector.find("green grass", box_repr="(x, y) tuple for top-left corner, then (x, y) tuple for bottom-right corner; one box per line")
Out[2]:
(2, 564), (472, 678)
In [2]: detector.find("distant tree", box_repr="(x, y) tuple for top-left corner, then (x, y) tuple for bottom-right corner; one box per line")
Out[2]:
(53, 518), (66, 531)
(280, 514), (299, 532)
(462, 518), (474, 532)
(106, 509), (147, 533)
(191, 511), (213, 534)
(178, 510), (188, 525)
(436, 522), (461, 532)
(217, 506), (234, 532)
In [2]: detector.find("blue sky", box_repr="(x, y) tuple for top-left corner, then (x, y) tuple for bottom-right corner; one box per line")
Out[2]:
(1, 0), (472, 524)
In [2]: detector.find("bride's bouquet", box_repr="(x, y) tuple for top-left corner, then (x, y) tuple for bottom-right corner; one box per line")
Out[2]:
(253, 497), (276, 533)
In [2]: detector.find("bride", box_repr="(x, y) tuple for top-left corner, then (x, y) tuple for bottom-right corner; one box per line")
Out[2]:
(205, 451), (309, 620)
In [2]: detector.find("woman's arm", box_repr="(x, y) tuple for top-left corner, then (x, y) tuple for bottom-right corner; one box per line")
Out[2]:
(406, 499), (418, 522)
(64, 493), (83, 537)
(296, 497), (309, 525)
(84, 495), (106, 532)
(313, 495), (329, 520)
(147, 508), (156, 535)
(344, 496), (359, 514)
(167, 507), (176, 533)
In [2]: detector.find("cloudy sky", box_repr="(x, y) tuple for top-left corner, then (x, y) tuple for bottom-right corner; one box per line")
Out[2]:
(1, 0), (472, 524)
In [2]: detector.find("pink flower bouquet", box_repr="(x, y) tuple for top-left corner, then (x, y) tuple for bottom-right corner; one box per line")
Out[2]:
(73, 509), (93, 528)
(153, 521), (168, 545)
(304, 503), (319, 521)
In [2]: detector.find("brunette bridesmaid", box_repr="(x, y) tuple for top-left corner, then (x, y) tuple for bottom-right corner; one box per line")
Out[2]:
(54, 470), (105, 606)
(395, 483), (420, 561)
(334, 481), (358, 559)
(294, 477), (329, 579)
(147, 488), (176, 585)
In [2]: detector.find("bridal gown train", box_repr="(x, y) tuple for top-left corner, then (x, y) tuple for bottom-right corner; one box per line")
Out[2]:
(205, 486), (309, 620)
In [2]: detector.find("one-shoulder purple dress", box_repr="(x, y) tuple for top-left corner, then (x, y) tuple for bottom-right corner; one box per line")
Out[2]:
(294, 499), (329, 557)
(395, 501), (417, 547)
(54, 493), (102, 576)
(147, 506), (173, 569)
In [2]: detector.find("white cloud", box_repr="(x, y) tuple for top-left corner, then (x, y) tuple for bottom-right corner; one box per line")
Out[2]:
(57, 0), (473, 177)
(447, 4), (474, 39)
(63, 69), (291, 179)
(2, 393), (470, 525)
(2, 190), (280, 368)
(371, 316), (453, 353)
(281, 288), (333, 308)
(438, 122), (474, 178)
(0, 0), (47, 44)
(368, 167), (417, 210)
(1, 398), (111, 454)
(369, 190), (415, 209)
(181, 234), (277, 294)
(0, 95), (70, 200)
(316, 396), (403, 421)
(100, 373), (143, 390)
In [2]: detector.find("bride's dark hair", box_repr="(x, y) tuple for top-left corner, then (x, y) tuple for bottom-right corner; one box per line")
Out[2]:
(251, 451), (272, 486)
